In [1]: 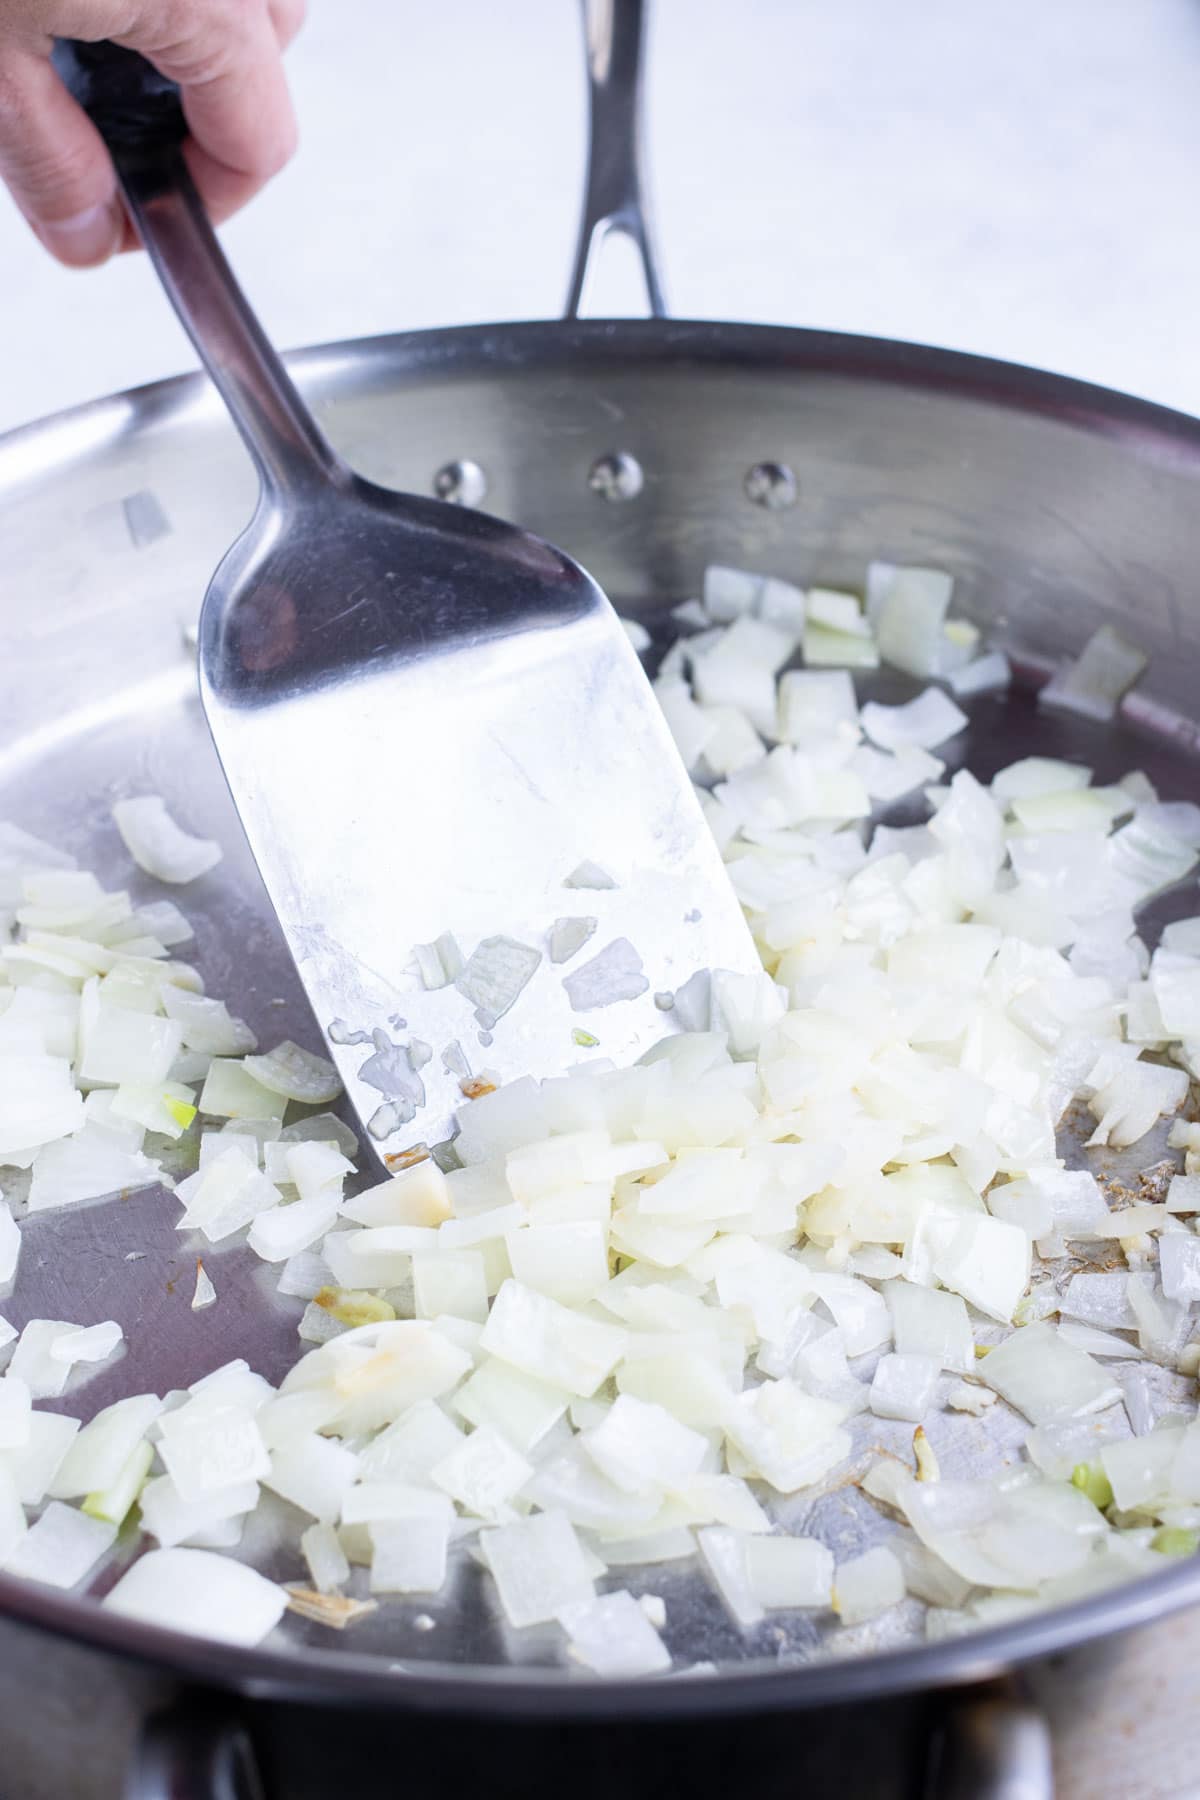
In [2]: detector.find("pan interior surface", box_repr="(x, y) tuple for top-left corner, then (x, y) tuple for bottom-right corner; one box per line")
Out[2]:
(3, 320), (1200, 1700)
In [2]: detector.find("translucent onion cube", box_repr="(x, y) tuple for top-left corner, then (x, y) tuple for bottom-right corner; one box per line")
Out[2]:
(301, 1521), (351, 1594)
(342, 1160), (451, 1228)
(103, 1548), (287, 1646)
(722, 1382), (850, 1494)
(0, 1376), (32, 1450)
(479, 1510), (594, 1628)
(744, 1534), (834, 1609)
(884, 1280), (974, 1374)
(3, 1500), (115, 1589)
(263, 1434), (359, 1523)
(4, 1410), (80, 1504)
(582, 1395), (707, 1495)
(247, 1191), (340, 1262)
(557, 1590), (671, 1675)
(357, 1400), (465, 1484)
(9, 1319), (81, 1400)
(158, 1397), (270, 1500)
(833, 1545), (906, 1625)
(504, 1222), (609, 1306)
(369, 1517), (451, 1594)
(412, 1248), (489, 1323)
(980, 1322), (1121, 1425)
(931, 1215), (1031, 1325)
(697, 1526), (762, 1627)
(431, 1424), (533, 1521)
(1160, 1234), (1200, 1304)
(452, 1360), (566, 1455)
(138, 1475), (260, 1549)
(479, 1281), (626, 1397)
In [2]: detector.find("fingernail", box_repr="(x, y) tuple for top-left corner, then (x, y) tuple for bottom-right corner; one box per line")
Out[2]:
(36, 202), (123, 266)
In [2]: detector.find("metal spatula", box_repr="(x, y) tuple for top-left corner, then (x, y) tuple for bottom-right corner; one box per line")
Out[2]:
(58, 35), (757, 1160)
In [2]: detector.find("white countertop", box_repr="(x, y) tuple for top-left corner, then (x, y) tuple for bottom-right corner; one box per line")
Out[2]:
(2, 0), (1200, 434)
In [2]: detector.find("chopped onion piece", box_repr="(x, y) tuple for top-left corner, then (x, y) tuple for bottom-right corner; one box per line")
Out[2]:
(861, 690), (967, 753)
(931, 1215), (1030, 1325)
(744, 1534), (834, 1609)
(582, 1395), (707, 1495)
(697, 1526), (763, 1627)
(803, 621), (880, 669)
(480, 1281), (626, 1397)
(833, 1545), (906, 1624)
(49, 1320), (123, 1365)
(558, 1590), (671, 1675)
(370, 1513), (451, 1593)
(431, 1424), (532, 1521)
(160, 987), (255, 1055)
(479, 1510), (594, 1627)
(191, 1263), (217, 1310)
(0, 1377), (30, 1450)
(49, 1394), (162, 1499)
(872, 566), (953, 676)
(104, 1548), (286, 1645)
(301, 1521), (350, 1594)
(884, 1282), (974, 1374)
(3, 1500), (115, 1588)
(26, 1126), (165, 1214)
(565, 862), (616, 891)
(870, 1353), (939, 1423)
(1039, 625), (1148, 723)
(950, 651), (1011, 697)
(979, 1322), (1121, 1423)
(241, 1041), (341, 1106)
(562, 939), (648, 1011)
(158, 1395), (269, 1501)
(175, 1146), (282, 1244)
(549, 917), (597, 965)
(112, 797), (222, 885)
(703, 566), (761, 621)
(777, 670), (858, 747)
(197, 1059), (281, 1121)
(456, 936), (542, 1026)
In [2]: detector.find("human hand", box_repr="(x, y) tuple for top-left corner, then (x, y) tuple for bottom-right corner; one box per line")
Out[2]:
(0, 0), (303, 267)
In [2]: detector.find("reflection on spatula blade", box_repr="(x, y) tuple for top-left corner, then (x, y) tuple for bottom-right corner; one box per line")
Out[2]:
(201, 479), (758, 1161)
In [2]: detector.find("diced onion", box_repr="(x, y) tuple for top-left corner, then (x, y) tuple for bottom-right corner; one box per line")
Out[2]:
(103, 1548), (287, 1645)
(6, 550), (1200, 1673)
(112, 797), (222, 886)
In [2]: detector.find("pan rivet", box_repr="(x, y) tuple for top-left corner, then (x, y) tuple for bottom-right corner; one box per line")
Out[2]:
(745, 461), (798, 509)
(433, 459), (487, 506)
(588, 451), (644, 502)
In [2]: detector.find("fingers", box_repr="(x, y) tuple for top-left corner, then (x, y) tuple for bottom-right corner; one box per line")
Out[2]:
(0, 47), (125, 265)
(0, 0), (305, 267)
(268, 0), (306, 52)
(123, 0), (299, 225)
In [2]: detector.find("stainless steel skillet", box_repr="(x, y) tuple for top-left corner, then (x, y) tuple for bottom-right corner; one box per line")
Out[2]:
(2, 0), (1200, 1788)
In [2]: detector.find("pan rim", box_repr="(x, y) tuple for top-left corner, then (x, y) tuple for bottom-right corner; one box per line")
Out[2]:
(0, 1543), (1196, 1715)
(4, 316), (1200, 489)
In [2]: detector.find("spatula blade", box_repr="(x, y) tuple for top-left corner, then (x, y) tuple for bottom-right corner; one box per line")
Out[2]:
(203, 593), (757, 1162)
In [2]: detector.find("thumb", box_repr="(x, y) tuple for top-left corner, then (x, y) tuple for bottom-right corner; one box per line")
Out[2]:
(0, 47), (126, 266)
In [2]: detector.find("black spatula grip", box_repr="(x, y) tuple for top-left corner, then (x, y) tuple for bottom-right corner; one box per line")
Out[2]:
(53, 39), (186, 161)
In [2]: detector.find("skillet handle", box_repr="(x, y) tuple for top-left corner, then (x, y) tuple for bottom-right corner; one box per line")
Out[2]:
(128, 1697), (264, 1800)
(923, 1684), (1055, 1800)
(565, 0), (666, 319)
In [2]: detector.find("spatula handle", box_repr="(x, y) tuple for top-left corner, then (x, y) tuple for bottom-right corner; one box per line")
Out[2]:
(52, 39), (187, 157)
(55, 39), (344, 502)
